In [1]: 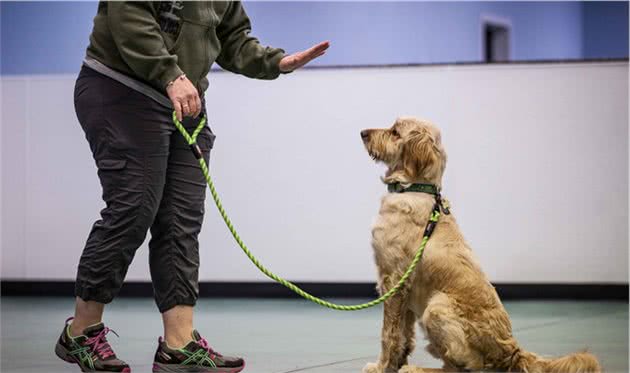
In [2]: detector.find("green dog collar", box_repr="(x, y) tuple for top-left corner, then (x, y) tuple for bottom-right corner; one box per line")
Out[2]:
(387, 182), (439, 195)
(387, 182), (451, 215)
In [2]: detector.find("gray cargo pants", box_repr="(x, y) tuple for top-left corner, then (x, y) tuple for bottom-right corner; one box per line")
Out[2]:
(73, 66), (214, 312)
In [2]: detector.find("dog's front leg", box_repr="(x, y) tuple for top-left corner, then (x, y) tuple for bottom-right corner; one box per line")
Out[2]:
(364, 280), (410, 373)
(401, 309), (417, 365)
(380, 294), (410, 371)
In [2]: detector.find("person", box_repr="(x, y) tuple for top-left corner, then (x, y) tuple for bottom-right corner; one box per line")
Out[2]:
(54, 2), (329, 372)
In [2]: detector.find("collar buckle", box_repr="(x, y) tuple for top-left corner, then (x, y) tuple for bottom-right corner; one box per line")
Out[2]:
(387, 183), (405, 193)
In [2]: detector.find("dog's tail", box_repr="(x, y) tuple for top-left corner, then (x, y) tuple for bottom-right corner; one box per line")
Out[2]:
(511, 348), (601, 373)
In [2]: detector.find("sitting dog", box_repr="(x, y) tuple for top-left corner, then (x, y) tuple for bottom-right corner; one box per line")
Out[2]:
(360, 118), (600, 373)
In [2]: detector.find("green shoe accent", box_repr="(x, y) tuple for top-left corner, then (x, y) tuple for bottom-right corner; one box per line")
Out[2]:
(55, 317), (130, 372)
(153, 330), (244, 373)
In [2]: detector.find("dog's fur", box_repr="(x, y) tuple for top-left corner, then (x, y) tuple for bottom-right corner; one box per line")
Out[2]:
(361, 118), (601, 373)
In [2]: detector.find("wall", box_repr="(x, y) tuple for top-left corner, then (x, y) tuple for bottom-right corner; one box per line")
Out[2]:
(2, 1), (619, 75)
(583, 1), (630, 59)
(244, 1), (585, 64)
(1, 2), (628, 284)
(0, 1), (96, 75)
(1, 62), (628, 284)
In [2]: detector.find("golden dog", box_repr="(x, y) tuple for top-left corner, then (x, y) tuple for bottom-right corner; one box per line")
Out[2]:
(361, 118), (600, 373)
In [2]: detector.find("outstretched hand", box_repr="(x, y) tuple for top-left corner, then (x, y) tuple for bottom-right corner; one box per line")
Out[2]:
(279, 41), (330, 72)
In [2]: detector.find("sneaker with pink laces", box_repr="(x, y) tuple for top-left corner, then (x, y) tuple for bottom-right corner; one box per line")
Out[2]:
(152, 330), (245, 372)
(55, 317), (131, 372)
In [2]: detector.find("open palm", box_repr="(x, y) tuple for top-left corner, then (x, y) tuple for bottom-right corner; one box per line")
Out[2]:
(279, 41), (330, 72)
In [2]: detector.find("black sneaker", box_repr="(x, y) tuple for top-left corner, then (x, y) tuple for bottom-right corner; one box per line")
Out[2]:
(152, 330), (245, 373)
(54, 317), (131, 372)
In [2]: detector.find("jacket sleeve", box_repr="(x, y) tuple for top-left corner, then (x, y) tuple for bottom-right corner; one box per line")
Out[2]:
(215, 2), (286, 80)
(107, 2), (184, 90)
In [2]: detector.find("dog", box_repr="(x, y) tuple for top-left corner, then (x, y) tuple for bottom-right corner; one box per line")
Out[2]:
(360, 117), (601, 373)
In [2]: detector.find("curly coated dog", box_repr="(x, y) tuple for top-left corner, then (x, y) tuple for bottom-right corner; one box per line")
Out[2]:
(360, 117), (600, 373)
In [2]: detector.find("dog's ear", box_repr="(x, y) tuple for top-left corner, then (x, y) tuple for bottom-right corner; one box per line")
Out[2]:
(402, 130), (442, 181)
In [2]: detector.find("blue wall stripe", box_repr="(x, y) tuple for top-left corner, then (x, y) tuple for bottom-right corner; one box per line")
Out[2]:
(0, 1), (626, 76)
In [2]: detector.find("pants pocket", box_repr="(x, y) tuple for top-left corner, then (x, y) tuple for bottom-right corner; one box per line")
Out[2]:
(197, 126), (216, 153)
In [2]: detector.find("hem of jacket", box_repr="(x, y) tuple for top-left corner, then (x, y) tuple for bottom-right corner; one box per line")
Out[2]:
(83, 57), (174, 109)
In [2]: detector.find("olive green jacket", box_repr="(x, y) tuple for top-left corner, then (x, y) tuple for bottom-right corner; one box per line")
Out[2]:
(86, 1), (286, 94)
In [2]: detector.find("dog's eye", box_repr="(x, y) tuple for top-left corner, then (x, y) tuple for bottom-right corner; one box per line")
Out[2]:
(391, 129), (399, 137)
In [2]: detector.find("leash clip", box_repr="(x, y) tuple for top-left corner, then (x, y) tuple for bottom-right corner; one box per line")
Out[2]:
(436, 193), (451, 215)
(190, 143), (203, 159)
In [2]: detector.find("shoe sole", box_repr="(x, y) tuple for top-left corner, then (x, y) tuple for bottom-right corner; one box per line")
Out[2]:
(55, 341), (131, 373)
(152, 362), (245, 373)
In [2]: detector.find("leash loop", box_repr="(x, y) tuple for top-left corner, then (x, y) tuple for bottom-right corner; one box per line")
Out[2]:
(173, 112), (440, 311)
(172, 112), (206, 159)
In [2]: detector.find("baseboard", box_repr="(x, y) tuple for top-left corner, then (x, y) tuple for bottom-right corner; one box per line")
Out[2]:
(1, 281), (627, 301)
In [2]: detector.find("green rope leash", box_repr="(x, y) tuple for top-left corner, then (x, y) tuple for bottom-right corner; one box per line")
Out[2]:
(173, 112), (439, 311)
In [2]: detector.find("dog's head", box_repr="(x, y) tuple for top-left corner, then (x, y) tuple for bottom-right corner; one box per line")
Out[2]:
(361, 117), (446, 186)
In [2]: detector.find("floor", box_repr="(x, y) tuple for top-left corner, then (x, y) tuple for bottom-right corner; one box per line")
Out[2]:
(1, 297), (627, 373)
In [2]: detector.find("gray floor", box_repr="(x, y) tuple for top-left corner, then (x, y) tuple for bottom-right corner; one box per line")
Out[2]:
(1, 297), (627, 372)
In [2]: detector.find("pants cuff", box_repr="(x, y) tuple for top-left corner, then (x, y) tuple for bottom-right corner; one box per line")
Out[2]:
(158, 297), (197, 313)
(74, 281), (115, 304)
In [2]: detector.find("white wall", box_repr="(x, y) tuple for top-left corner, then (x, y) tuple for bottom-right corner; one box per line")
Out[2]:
(1, 62), (628, 283)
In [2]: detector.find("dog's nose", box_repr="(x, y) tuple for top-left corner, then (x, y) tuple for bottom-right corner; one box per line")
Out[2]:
(361, 130), (369, 140)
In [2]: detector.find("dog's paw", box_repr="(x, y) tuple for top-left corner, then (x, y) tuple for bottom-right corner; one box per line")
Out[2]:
(362, 362), (383, 373)
(398, 365), (422, 373)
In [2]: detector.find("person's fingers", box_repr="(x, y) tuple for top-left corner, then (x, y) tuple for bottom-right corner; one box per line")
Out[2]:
(194, 95), (202, 118)
(185, 87), (199, 117)
(279, 41), (329, 72)
(293, 50), (326, 70)
(189, 97), (196, 117)
(187, 92), (197, 118)
(295, 44), (328, 65)
(303, 44), (329, 61)
(173, 100), (183, 122)
(182, 99), (191, 117)
(187, 79), (202, 117)
(312, 50), (326, 59)
(307, 41), (330, 56)
(192, 95), (199, 118)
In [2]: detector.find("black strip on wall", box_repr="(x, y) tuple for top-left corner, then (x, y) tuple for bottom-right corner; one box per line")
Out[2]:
(249, 58), (630, 72)
(1, 281), (627, 301)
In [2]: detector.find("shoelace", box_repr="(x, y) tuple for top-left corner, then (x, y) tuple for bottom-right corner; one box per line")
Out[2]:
(197, 338), (223, 358)
(85, 327), (119, 360)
